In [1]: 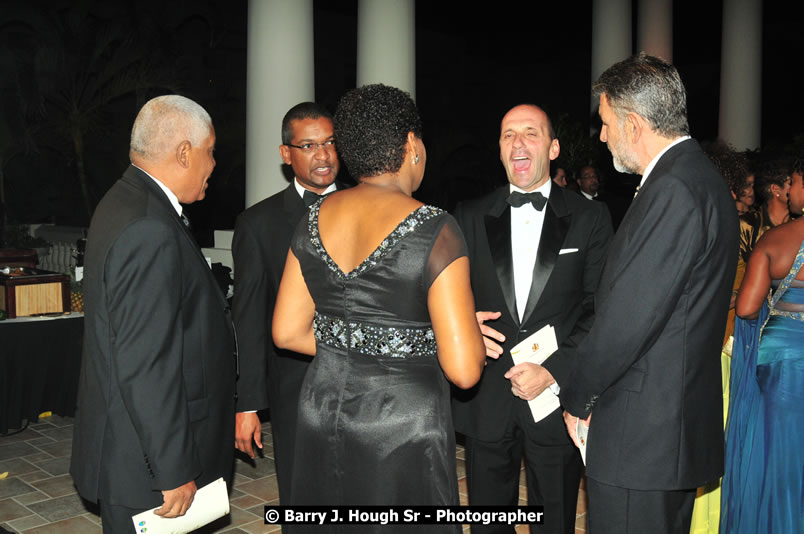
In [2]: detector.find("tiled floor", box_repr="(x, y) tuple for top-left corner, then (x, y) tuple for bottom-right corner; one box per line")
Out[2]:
(0, 416), (587, 533)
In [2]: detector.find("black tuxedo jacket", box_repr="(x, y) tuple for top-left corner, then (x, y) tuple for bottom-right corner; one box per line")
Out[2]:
(232, 181), (348, 414)
(452, 184), (612, 442)
(560, 139), (739, 491)
(71, 165), (236, 508)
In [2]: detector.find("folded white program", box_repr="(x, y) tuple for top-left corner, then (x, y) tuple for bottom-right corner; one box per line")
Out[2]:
(131, 477), (229, 534)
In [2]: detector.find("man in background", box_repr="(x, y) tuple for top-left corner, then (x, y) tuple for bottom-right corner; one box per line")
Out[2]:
(576, 164), (628, 229)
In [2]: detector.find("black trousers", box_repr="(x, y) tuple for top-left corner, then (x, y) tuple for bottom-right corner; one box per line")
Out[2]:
(464, 407), (583, 534)
(586, 477), (696, 534)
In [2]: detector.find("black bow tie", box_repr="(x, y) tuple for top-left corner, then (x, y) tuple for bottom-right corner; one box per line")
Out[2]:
(507, 191), (547, 211)
(303, 189), (324, 208)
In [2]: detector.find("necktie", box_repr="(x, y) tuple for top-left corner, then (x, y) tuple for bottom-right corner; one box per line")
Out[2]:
(303, 189), (322, 208)
(507, 191), (547, 211)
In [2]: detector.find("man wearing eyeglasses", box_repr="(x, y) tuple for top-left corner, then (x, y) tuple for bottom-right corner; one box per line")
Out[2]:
(232, 102), (347, 504)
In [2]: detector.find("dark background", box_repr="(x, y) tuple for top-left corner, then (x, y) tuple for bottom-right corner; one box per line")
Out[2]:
(1, 0), (802, 245)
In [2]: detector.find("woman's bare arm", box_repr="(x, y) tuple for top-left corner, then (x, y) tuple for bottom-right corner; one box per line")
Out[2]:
(428, 257), (485, 389)
(272, 250), (317, 355)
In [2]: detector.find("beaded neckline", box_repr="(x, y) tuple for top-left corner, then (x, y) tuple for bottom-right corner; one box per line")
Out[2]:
(308, 198), (443, 280)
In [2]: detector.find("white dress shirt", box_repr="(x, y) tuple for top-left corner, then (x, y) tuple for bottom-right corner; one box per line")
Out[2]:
(294, 179), (337, 199)
(510, 179), (561, 393)
(510, 179), (552, 322)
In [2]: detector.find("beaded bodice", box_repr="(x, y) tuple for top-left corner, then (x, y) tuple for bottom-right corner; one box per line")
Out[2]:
(767, 239), (804, 321)
(293, 199), (458, 359)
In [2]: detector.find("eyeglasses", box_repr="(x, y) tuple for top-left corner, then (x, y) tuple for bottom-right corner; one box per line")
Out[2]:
(286, 140), (336, 153)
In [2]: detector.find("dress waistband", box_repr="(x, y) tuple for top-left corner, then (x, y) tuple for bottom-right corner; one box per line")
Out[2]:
(768, 309), (804, 321)
(313, 311), (437, 359)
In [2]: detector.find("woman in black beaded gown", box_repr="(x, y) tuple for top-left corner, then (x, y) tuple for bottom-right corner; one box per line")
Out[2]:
(272, 84), (486, 529)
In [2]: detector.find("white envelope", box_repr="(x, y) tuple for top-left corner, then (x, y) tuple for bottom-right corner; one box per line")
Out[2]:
(576, 419), (588, 465)
(509, 325), (561, 422)
(131, 477), (229, 534)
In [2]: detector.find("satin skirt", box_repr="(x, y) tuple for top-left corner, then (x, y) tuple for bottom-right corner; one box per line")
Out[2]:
(720, 312), (803, 533)
(288, 346), (460, 533)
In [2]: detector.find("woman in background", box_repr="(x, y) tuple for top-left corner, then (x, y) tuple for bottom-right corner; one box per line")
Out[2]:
(272, 84), (485, 530)
(721, 163), (804, 533)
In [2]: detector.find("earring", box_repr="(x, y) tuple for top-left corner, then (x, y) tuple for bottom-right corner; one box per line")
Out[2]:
(776, 193), (780, 198)
(413, 154), (419, 165)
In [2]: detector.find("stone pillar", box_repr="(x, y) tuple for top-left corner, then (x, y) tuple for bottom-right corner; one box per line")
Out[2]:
(718, 0), (762, 150)
(245, 0), (315, 208)
(637, 0), (673, 62)
(356, 0), (416, 98)
(591, 0), (632, 111)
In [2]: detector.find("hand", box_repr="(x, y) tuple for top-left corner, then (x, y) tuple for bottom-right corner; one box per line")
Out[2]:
(563, 410), (591, 449)
(504, 362), (554, 400)
(235, 412), (263, 458)
(156, 480), (197, 517)
(476, 311), (504, 359)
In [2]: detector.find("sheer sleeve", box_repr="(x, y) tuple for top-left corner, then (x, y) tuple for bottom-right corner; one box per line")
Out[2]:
(424, 214), (468, 288)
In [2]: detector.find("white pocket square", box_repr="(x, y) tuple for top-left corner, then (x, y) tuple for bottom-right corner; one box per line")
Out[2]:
(559, 248), (579, 255)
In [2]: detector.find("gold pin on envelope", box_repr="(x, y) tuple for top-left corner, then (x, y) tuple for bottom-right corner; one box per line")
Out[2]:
(509, 325), (560, 423)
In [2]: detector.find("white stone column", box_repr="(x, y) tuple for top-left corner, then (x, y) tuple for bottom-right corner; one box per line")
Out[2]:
(591, 0), (632, 111)
(718, 0), (762, 150)
(637, 0), (673, 62)
(356, 0), (416, 98)
(245, 0), (315, 208)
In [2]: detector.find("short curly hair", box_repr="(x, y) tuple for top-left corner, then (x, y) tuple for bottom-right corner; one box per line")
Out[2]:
(702, 140), (750, 194)
(756, 159), (791, 198)
(333, 84), (423, 179)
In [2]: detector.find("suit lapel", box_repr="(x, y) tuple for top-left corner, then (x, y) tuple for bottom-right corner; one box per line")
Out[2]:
(521, 187), (571, 324)
(282, 183), (305, 224)
(484, 188), (519, 324)
(124, 166), (225, 303)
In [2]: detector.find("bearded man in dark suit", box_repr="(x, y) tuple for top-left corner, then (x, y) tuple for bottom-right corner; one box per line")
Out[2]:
(232, 102), (347, 504)
(561, 54), (739, 534)
(452, 104), (612, 534)
(71, 95), (236, 533)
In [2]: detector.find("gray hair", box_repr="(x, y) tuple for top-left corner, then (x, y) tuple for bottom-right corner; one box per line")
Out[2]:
(593, 53), (690, 138)
(130, 95), (212, 161)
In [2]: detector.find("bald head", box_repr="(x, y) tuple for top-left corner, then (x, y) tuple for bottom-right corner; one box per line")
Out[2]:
(130, 95), (212, 163)
(500, 104), (555, 140)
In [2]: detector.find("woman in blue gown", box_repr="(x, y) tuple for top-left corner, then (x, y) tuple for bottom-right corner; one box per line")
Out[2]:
(721, 168), (804, 533)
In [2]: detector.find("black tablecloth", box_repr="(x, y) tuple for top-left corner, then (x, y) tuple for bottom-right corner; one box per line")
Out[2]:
(0, 314), (83, 434)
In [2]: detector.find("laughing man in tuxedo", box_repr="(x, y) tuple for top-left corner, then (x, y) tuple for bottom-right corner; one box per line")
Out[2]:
(560, 54), (738, 534)
(232, 102), (347, 504)
(452, 104), (612, 534)
(71, 95), (236, 533)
